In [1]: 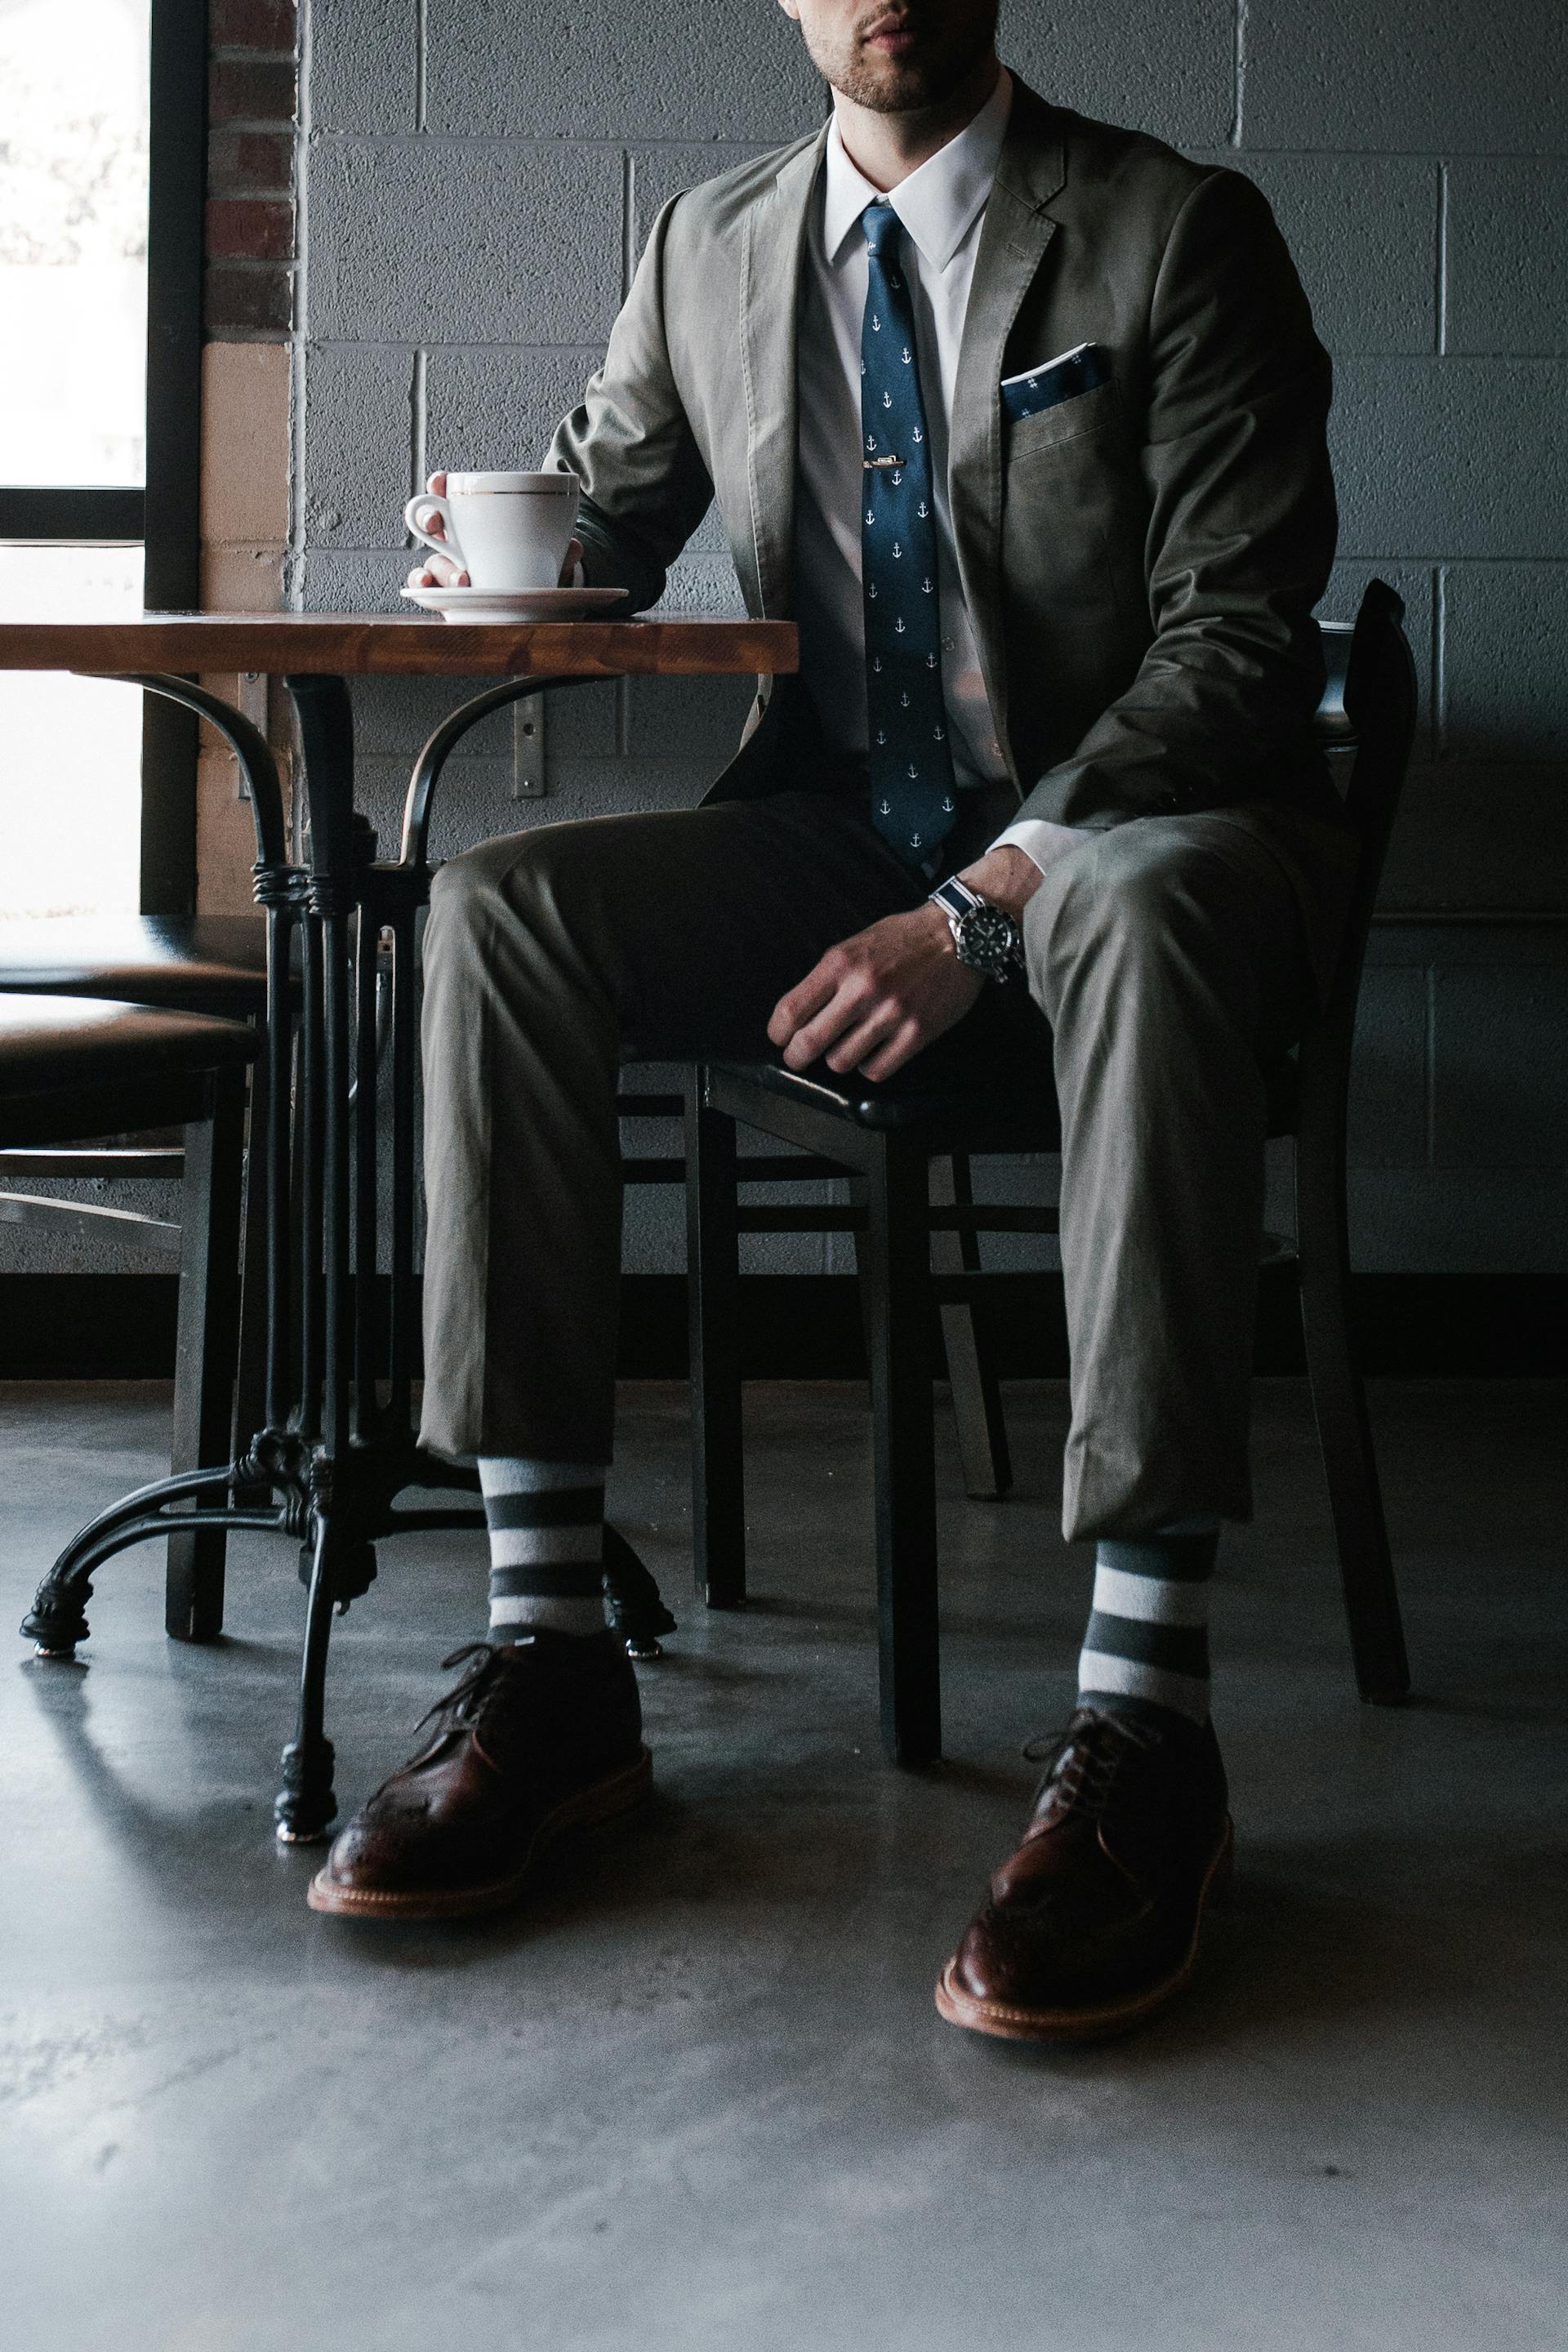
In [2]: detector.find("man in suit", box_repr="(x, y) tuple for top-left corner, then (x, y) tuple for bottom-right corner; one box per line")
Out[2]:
(311, 0), (1349, 2043)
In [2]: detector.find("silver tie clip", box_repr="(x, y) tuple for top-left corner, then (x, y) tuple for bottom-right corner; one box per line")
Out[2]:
(863, 452), (905, 470)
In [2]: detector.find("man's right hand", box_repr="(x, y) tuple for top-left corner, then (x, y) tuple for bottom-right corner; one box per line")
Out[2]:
(405, 470), (584, 590)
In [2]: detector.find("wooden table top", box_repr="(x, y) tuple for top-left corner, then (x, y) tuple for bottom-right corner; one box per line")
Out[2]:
(0, 612), (798, 678)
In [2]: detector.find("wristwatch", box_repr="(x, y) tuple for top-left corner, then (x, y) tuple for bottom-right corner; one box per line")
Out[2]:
(927, 875), (1025, 982)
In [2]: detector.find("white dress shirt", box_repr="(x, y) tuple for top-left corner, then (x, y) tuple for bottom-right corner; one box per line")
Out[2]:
(793, 68), (1085, 876)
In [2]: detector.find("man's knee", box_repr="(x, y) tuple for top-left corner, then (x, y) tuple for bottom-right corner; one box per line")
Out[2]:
(426, 822), (604, 961)
(1024, 822), (1233, 995)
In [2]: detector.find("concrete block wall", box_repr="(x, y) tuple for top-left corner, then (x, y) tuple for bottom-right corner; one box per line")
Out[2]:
(292, 0), (1568, 1275)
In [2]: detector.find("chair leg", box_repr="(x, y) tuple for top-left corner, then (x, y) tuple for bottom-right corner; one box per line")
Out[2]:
(166, 1068), (247, 1642)
(231, 1052), (270, 1486)
(686, 1074), (746, 1607)
(1294, 1095), (1410, 1703)
(931, 1152), (1013, 1499)
(863, 1134), (941, 1766)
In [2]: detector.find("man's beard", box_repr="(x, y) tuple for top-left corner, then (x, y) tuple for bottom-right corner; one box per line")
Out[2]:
(807, 5), (1000, 115)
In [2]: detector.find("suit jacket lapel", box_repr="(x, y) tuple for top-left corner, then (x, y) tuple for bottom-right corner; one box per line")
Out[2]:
(949, 88), (1067, 758)
(740, 128), (828, 620)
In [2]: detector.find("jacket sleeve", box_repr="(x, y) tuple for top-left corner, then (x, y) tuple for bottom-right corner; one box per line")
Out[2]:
(1012, 168), (1337, 832)
(545, 195), (716, 614)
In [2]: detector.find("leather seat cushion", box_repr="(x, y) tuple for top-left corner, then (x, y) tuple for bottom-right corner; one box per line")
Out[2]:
(0, 995), (256, 1099)
(0, 915), (269, 1015)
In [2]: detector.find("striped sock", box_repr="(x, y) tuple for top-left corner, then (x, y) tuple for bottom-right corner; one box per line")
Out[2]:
(478, 1458), (608, 1641)
(1076, 1521), (1220, 1726)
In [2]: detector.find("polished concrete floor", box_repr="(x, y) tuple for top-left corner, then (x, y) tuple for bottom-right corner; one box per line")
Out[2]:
(1, 1376), (1564, 2351)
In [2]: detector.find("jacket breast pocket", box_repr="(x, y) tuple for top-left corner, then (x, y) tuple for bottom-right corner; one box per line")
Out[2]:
(1004, 375), (1121, 462)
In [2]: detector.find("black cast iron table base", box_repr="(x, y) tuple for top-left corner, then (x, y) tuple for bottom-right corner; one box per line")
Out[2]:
(19, 667), (674, 1843)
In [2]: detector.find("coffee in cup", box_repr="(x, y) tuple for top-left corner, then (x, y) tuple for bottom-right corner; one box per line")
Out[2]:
(403, 470), (581, 594)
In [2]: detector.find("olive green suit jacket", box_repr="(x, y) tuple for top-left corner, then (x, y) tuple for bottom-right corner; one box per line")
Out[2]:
(548, 77), (1340, 837)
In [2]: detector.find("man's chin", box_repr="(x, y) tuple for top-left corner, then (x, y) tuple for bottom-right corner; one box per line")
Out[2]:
(835, 59), (952, 113)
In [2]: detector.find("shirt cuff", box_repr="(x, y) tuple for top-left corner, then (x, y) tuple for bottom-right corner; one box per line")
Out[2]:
(987, 817), (1094, 875)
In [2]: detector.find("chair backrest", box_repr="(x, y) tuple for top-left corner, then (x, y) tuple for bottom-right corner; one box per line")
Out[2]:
(1310, 578), (1419, 1054)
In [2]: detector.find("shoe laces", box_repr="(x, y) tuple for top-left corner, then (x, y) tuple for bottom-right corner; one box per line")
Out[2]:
(1021, 1708), (1161, 1822)
(414, 1639), (529, 1740)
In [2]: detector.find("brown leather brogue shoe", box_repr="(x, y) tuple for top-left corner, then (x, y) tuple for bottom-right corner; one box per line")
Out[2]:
(308, 1631), (651, 1922)
(936, 1705), (1232, 2043)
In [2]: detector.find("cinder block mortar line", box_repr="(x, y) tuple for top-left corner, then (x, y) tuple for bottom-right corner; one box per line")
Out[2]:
(622, 152), (635, 302)
(416, 0), (427, 134)
(1436, 163), (1449, 355)
(1424, 961), (1438, 1169)
(301, 131), (1568, 163)
(412, 347), (427, 503)
(1229, 0), (1247, 147)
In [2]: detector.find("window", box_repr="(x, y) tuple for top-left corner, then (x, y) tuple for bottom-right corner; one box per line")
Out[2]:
(0, 0), (203, 920)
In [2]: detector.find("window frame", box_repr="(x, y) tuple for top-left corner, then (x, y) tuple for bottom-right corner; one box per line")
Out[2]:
(0, 0), (208, 917)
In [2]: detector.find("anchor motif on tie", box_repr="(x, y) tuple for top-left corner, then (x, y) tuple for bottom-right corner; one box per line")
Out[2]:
(921, 577), (933, 594)
(942, 795), (955, 813)
(881, 390), (893, 410)
(933, 724), (946, 742)
(867, 582), (878, 600)
(865, 508), (875, 527)
(910, 831), (923, 849)
(871, 313), (882, 332)
(879, 799), (891, 816)
(901, 345), (912, 365)
(900, 689), (911, 707)
(866, 434), (876, 452)
(860, 359), (866, 376)
(875, 730), (887, 746)
(912, 425), (924, 443)
(916, 499), (929, 518)
(925, 653), (938, 669)
(892, 541), (902, 559)
(873, 656), (884, 673)
(889, 470), (903, 487)
(906, 761), (920, 780)
(893, 617), (906, 634)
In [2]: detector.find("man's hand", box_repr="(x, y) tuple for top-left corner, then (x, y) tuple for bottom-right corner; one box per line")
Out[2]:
(766, 845), (1043, 1084)
(406, 470), (583, 590)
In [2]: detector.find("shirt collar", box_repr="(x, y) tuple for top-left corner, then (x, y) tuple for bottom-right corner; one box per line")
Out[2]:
(821, 65), (1013, 274)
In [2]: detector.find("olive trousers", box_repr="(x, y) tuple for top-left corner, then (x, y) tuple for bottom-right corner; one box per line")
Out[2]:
(417, 782), (1335, 1539)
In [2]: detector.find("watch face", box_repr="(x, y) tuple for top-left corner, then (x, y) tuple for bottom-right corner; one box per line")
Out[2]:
(957, 903), (1020, 978)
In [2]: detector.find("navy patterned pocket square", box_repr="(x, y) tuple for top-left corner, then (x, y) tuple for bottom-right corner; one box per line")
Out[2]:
(1000, 342), (1111, 423)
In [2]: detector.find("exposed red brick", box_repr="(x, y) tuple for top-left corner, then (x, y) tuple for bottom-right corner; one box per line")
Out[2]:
(204, 261), (294, 336)
(210, 0), (297, 48)
(208, 56), (296, 124)
(208, 127), (295, 195)
(207, 198), (293, 263)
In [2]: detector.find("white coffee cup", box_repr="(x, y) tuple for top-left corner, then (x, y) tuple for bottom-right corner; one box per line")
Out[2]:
(403, 470), (581, 593)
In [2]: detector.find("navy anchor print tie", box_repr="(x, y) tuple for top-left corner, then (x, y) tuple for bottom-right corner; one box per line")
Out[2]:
(859, 201), (958, 869)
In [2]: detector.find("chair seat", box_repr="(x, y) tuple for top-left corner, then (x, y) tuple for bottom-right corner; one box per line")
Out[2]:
(0, 914), (270, 1017)
(0, 996), (256, 1098)
(716, 1040), (1301, 1144)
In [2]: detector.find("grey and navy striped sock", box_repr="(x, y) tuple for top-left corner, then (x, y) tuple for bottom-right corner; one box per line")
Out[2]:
(478, 1458), (608, 1641)
(1076, 1521), (1220, 1726)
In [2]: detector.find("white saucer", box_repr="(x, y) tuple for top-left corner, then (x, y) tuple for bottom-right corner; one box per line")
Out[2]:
(401, 585), (628, 623)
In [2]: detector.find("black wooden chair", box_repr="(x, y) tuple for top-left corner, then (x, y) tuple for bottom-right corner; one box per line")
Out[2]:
(0, 994), (256, 1645)
(684, 581), (1418, 1763)
(0, 916), (269, 1638)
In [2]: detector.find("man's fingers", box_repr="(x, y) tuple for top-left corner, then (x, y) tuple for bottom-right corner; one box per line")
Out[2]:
(426, 470), (448, 496)
(825, 1003), (898, 1074)
(768, 958), (842, 1048)
(860, 1018), (923, 1083)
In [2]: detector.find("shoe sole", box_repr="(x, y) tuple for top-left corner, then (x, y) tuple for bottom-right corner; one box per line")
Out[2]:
(305, 1745), (653, 1922)
(933, 1814), (1235, 2046)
